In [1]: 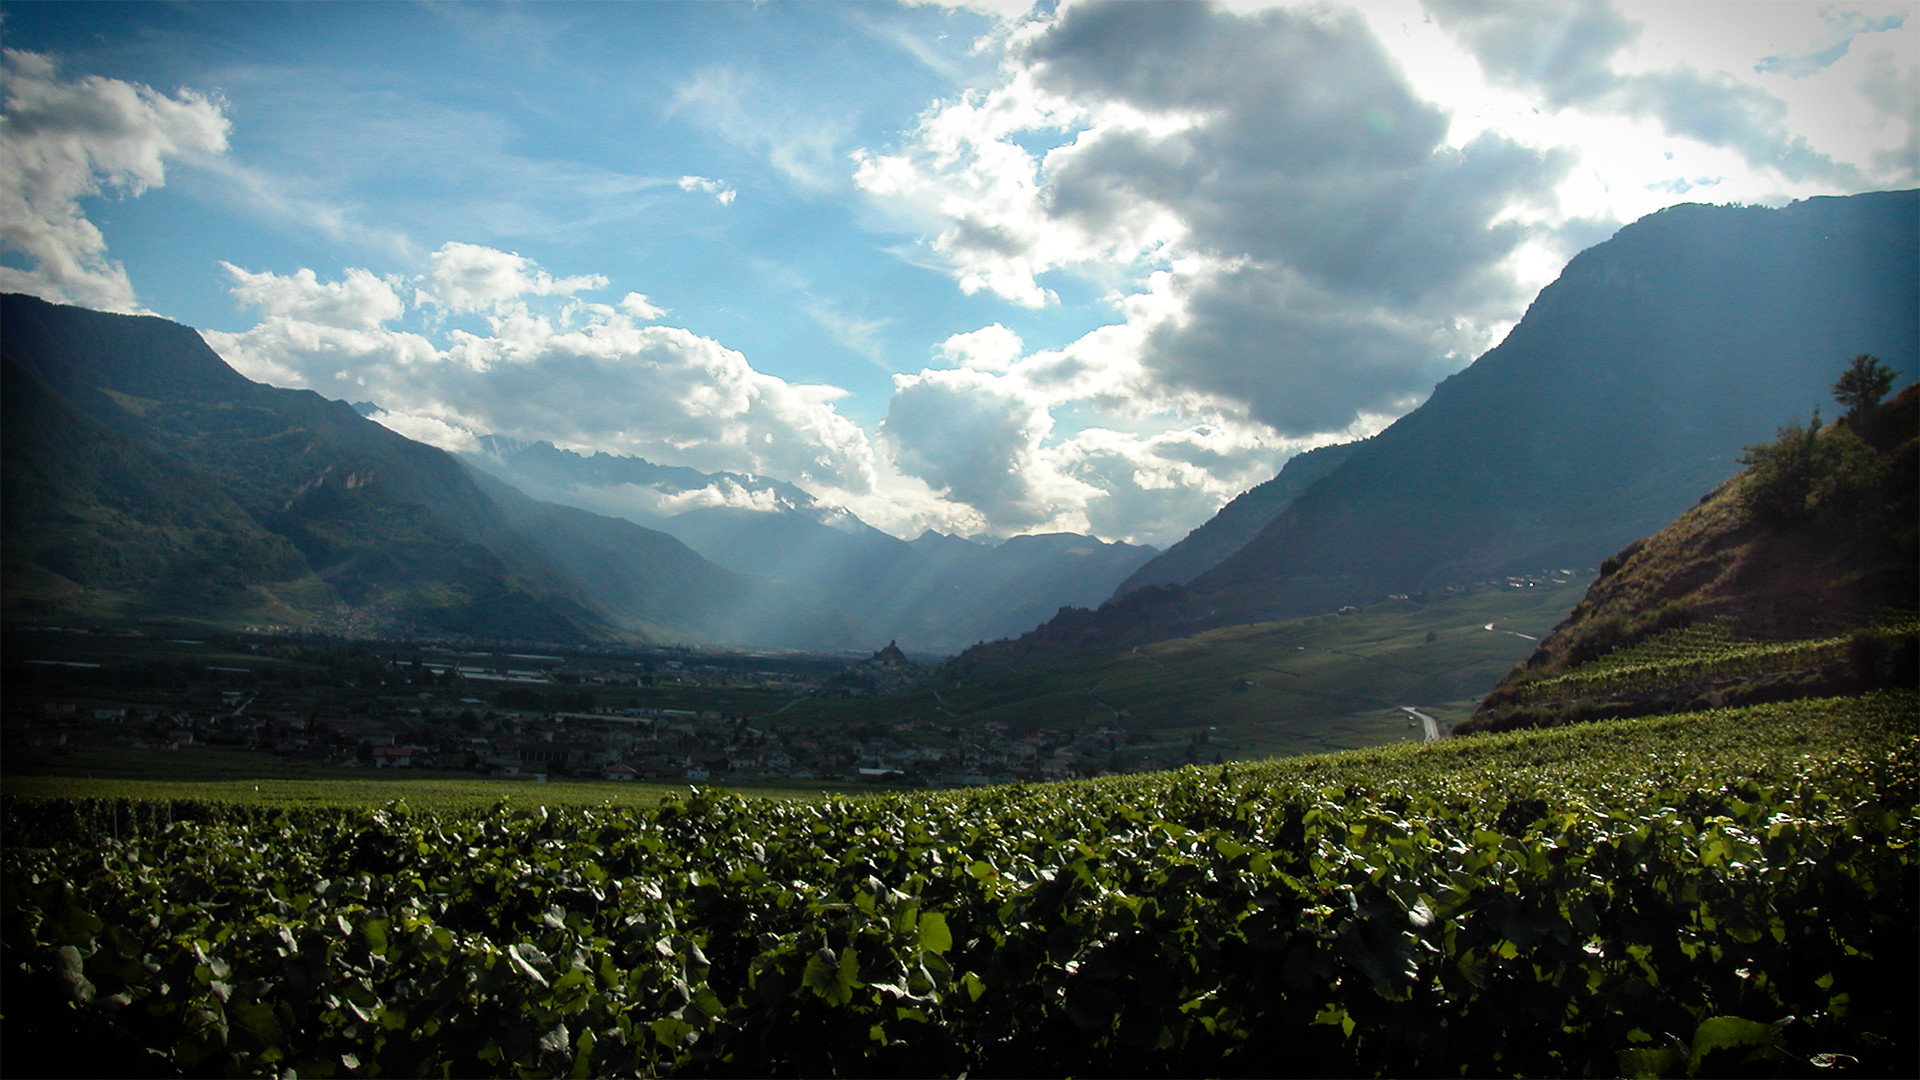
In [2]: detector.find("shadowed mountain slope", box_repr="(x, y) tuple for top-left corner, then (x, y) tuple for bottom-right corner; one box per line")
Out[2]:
(948, 190), (1919, 671)
(0, 294), (860, 648)
(1112, 439), (1361, 597)
(1463, 384), (1917, 732)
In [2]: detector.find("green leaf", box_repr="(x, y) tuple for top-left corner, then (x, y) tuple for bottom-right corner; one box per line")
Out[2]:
(230, 1001), (283, 1046)
(802, 948), (860, 1006)
(1618, 1046), (1687, 1079)
(918, 912), (953, 954)
(1690, 1015), (1780, 1060)
(507, 943), (551, 988)
(55, 945), (95, 1004)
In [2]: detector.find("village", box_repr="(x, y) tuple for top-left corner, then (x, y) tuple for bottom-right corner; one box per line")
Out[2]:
(4, 635), (1214, 787)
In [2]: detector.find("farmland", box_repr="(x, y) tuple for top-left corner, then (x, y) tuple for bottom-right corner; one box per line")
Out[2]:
(6, 691), (1913, 1077)
(4, 577), (1583, 793)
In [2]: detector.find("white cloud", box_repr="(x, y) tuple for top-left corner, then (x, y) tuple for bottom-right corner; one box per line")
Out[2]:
(938, 322), (1024, 370)
(668, 66), (850, 193)
(677, 174), (739, 205)
(897, 0), (1041, 21)
(206, 246), (882, 496)
(1423, 0), (1884, 186)
(1754, 5), (1907, 79)
(619, 291), (667, 320)
(416, 241), (607, 315)
(0, 49), (229, 312)
(220, 263), (405, 330)
(882, 365), (1070, 527)
(850, 1), (1572, 535)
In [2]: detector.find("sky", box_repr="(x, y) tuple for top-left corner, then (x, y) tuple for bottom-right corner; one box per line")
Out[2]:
(2, 0), (1914, 548)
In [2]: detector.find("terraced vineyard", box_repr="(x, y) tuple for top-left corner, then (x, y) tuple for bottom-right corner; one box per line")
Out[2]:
(1504, 619), (1919, 703)
(6, 692), (1914, 1077)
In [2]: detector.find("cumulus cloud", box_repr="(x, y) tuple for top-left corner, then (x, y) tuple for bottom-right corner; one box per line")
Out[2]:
(205, 245), (880, 494)
(1855, 42), (1920, 178)
(848, 0), (1915, 544)
(882, 366), (1068, 527)
(0, 49), (229, 312)
(416, 241), (608, 315)
(1426, 0), (1855, 184)
(938, 323), (1025, 371)
(619, 291), (667, 320)
(221, 263), (405, 330)
(854, 0), (1575, 534)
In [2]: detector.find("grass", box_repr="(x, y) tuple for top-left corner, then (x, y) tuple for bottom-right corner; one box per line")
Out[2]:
(777, 578), (1587, 759)
(0, 772), (867, 811)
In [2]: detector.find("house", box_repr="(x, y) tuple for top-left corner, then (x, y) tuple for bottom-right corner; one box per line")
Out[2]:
(602, 764), (637, 782)
(371, 746), (414, 768)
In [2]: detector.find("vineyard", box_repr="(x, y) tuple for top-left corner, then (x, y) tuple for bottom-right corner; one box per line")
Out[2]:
(1500, 619), (1919, 704)
(6, 692), (1916, 1077)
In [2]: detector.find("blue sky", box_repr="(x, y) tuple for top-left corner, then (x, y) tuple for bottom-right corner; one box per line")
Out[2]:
(3, 1), (1914, 546)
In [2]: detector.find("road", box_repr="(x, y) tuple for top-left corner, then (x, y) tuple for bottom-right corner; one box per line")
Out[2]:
(1483, 622), (1539, 641)
(1400, 705), (1441, 742)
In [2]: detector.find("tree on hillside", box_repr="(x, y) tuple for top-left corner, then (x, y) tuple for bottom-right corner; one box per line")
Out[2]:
(1832, 353), (1896, 420)
(1738, 406), (1888, 526)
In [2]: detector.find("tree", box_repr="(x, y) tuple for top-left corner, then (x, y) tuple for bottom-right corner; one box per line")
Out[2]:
(1738, 410), (1824, 525)
(1737, 407), (1888, 526)
(1832, 353), (1896, 420)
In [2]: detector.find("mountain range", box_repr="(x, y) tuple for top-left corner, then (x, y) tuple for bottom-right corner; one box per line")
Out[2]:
(5, 191), (1914, 663)
(0, 293), (1151, 653)
(950, 189), (1918, 672)
(463, 436), (1157, 654)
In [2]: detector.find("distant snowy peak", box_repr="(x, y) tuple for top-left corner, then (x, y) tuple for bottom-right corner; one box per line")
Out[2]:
(466, 435), (827, 522)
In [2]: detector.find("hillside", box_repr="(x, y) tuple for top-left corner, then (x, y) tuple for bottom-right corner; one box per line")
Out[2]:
(950, 190), (1919, 670)
(1111, 439), (1360, 596)
(1464, 382), (1918, 732)
(2, 355), (331, 623)
(0, 295), (861, 649)
(829, 574), (1588, 764)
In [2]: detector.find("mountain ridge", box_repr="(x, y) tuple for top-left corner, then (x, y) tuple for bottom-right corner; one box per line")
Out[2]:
(945, 190), (1919, 674)
(0, 294), (858, 647)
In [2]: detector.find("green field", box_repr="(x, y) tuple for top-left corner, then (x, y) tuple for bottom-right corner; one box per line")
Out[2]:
(782, 577), (1586, 757)
(6, 691), (1912, 1077)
